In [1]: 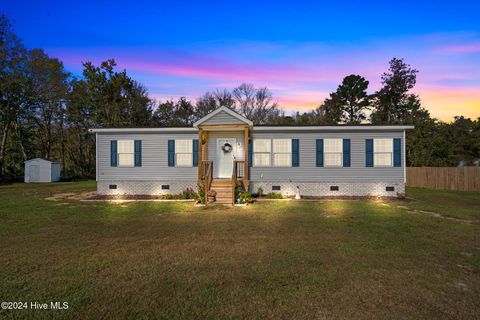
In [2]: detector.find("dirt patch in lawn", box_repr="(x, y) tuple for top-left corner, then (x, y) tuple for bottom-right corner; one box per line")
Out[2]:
(45, 191), (96, 201)
(46, 192), (197, 202)
(44, 192), (168, 201)
(401, 206), (480, 224)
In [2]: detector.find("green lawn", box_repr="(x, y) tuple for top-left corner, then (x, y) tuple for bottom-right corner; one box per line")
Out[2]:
(407, 187), (480, 220)
(0, 182), (479, 319)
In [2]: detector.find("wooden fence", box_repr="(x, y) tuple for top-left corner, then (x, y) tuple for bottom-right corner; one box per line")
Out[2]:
(406, 167), (480, 192)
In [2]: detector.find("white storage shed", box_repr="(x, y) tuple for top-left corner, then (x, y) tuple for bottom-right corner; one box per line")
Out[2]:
(24, 158), (61, 183)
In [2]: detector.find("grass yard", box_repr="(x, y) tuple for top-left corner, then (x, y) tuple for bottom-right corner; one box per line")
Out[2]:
(0, 182), (479, 319)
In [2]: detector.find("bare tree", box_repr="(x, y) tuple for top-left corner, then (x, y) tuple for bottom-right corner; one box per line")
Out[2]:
(195, 89), (234, 119)
(232, 83), (282, 125)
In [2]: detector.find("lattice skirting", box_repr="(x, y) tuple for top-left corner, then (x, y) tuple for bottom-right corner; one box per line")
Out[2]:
(97, 180), (197, 195)
(249, 181), (405, 197)
(97, 180), (405, 197)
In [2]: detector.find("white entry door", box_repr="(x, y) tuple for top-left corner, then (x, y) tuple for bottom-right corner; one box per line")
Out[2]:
(216, 138), (236, 178)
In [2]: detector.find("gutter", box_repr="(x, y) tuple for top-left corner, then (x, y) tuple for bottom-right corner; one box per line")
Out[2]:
(253, 125), (415, 131)
(88, 127), (197, 133)
(89, 125), (415, 133)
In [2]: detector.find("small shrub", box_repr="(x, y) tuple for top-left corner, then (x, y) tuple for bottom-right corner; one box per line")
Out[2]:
(197, 184), (206, 204)
(182, 187), (197, 199)
(238, 191), (253, 204)
(267, 192), (283, 199)
(234, 185), (244, 202)
(164, 194), (179, 200)
(257, 187), (264, 198)
(59, 176), (76, 182)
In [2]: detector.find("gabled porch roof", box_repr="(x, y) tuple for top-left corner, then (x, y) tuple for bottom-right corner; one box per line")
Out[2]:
(193, 106), (253, 128)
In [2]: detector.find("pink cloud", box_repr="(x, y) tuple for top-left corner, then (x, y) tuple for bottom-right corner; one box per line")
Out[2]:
(73, 55), (342, 83)
(47, 36), (480, 122)
(52, 46), (370, 85)
(435, 42), (480, 54)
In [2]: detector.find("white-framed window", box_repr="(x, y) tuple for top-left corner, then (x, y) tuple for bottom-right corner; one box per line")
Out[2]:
(175, 139), (193, 167)
(324, 139), (342, 167)
(253, 139), (271, 167)
(273, 139), (292, 167)
(118, 140), (134, 167)
(374, 139), (393, 167)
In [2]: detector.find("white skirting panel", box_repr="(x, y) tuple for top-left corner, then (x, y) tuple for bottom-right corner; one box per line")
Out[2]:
(249, 181), (405, 197)
(97, 180), (197, 195)
(97, 180), (405, 197)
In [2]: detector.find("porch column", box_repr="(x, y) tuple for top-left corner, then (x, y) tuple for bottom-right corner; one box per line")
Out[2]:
(204, 131), (208, 163)
(244, 126), (249, 181)
(198, 127), (203, 179)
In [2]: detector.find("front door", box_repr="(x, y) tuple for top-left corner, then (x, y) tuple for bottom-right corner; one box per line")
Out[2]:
(216, 138), (236, 178)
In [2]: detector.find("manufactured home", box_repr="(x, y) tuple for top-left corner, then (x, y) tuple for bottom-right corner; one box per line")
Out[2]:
(90, 107), (413, 204)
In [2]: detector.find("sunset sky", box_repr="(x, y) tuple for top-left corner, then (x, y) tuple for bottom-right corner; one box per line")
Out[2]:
(3, 0), (480, 121)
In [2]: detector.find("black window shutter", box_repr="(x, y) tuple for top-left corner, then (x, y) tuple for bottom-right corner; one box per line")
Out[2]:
(248, 141), (253, 167)
(393, 138), (401, 167)
(343, 139), (351, 167)
(366, 139), (374, 167)
(168, 140), (175, 167)
(292, 139), (299, 167)
(316, 139), (323, 167)
(111, 140), (117, 167)
(134, 140), (142, 167)
(193, 139), (199, 167)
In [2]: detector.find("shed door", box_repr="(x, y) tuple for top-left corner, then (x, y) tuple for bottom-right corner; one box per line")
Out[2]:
(29, 165), (40, 182)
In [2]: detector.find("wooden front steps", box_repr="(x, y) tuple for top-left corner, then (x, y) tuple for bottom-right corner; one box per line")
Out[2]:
(210, 179), (234, 205)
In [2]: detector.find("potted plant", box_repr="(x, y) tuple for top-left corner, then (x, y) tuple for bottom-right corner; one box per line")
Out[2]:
(207, 190), (217, 203)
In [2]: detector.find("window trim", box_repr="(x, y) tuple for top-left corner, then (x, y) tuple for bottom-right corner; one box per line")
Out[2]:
(253, 139), (272, 167)
(374, 138), (393, 167)
(273, 139), (292, 167)
(117, 140), (134, 167)
(175, 139), (193, 167)
(323, 138), (343, 167)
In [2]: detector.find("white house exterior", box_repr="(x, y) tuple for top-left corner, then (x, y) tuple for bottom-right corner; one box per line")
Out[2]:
(24, 158), (61, 183)
(90, 107), (413, 202)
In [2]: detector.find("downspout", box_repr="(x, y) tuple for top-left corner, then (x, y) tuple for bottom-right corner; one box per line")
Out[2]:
(403, 130), (406, 184)
(95, 133), (98, 182)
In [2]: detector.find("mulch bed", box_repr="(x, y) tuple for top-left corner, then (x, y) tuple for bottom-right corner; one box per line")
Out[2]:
(301, 195), (409, 201)
(85, 194), (409, 202)
(256, 195), (411, 202)
(85, 194), (194, 201)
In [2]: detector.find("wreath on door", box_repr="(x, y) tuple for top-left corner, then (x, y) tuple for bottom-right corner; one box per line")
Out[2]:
(221, 142), (233, 153)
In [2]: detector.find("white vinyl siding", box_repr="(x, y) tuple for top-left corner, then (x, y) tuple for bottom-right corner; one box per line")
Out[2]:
(273, 139), (292, 167)
(94, 129), (405, 184)
(374, 139), (393, 167)
(201, 110), (247, 125)
(324, 139), (342, 167)
(118, 140), (134, 167)
(249, 131), (404, 183)
(176, 140), (193, 167)
(253, 139), (271, 167)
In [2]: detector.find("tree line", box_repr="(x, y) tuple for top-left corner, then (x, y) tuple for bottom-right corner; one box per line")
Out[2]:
(1, 15), (479, 181)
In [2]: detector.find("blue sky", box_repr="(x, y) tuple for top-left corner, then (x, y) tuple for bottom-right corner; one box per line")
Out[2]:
(2, 0), (480, 120)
